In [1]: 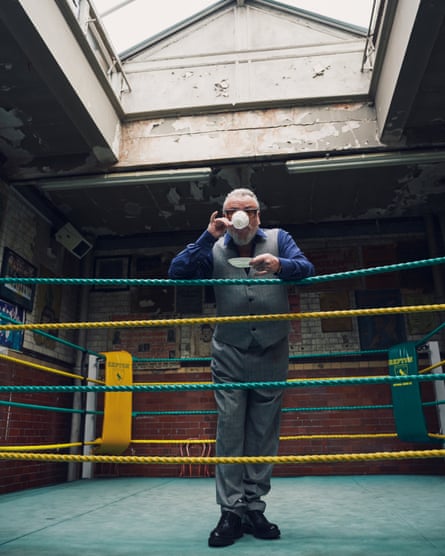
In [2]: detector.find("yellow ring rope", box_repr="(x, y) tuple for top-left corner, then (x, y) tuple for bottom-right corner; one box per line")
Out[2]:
(1, 303), (445, 331)
(135, 372), (444, 387)
(2, 304), (443, 462)
(131, 433), (399, 445)
(419, 359), (445, 374)
(3, 433), (444, 452)
(1, 449), (445, 464)
(0, 442), (84, 452)
(0, 352), (104, 384)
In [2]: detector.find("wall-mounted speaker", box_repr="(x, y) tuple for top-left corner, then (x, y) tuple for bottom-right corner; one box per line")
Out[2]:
(55, 222), (92, 259)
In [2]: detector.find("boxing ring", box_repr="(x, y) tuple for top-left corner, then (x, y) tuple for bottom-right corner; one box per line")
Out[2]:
(1, 258), (445, 554)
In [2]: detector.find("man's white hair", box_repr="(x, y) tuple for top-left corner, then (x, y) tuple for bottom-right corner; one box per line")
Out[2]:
(223, 188), (259, 211)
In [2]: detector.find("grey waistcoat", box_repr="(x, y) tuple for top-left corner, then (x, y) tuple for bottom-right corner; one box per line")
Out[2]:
(212, 228), (290, 349)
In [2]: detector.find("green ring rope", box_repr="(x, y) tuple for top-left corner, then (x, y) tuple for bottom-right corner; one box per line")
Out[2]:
(0, 255), (444, 287)
(1, 372), (444, 393)
(133, 404), (395, 417)
(2, 400), (444, 416)
(0, 400), (102, 415)
(133, 349), (389, 363)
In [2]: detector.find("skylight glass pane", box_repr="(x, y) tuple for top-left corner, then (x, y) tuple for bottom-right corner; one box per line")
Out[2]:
(286, 0), (373, 28)
(94, 0), (374, 54)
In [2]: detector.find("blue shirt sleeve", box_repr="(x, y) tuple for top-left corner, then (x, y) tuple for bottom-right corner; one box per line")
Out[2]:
(277, 229), (315, 280)
(168, 230), (216, 279)
(168, 228), (315, 280)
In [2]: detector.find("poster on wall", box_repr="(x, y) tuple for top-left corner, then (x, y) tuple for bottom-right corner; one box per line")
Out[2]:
(33, 267), (62, 349)
(0, 298), (25, 350)
(404, 292), (439, 335)
(191, 323), (214, 358)
(305, 247), (361, 291)
(355, 289), (406, 350)
(93, 256), (130, 291)
(131, 254), (175, 313)
(320, 291), (353, 332)
(0, 248), (37, 311)
(176, 286), (203, 314)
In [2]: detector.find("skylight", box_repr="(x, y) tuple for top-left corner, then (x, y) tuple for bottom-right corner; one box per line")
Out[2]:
(93, 0), (375, 54)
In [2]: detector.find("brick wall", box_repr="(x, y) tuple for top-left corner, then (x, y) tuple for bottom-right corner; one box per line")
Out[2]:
(2, 353), (442, 493)
(0, 182), (82, 365)
(0, 183), (84, 494)
(0, 358), (74, 494)
(95, 358), (444, 479)
(2, 184), (445, 493)
(279, 359), (443, 476)
(86, 236), (442, 364)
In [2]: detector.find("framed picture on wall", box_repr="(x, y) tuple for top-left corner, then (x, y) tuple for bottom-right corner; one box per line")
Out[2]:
(93, 256), (130, 291)
(320, 291), (353, 332)
(0, 298), (25, 350)
(0, 248), (37, 311)
(33, 266), (62, 349)
(176, 286), (203, 314)
(355, 289), (406, 350)
(130, 254), (175, 313)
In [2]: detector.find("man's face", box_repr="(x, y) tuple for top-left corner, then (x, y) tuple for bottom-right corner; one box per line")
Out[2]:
(223, 197), (260, 246)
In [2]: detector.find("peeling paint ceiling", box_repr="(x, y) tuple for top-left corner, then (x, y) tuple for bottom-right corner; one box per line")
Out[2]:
(1, 0), (445, 250)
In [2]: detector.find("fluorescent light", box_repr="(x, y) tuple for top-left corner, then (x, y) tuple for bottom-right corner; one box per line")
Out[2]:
(17, 168), (212, 191)
(286, 150), (445, 173)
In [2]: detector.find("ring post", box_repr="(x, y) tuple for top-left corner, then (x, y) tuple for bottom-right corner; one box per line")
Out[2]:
(94, 351), (133, 455)
(389, 342), (440, 443)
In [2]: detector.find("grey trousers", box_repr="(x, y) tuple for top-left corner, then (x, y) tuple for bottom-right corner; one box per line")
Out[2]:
(211, 337), (289, 516)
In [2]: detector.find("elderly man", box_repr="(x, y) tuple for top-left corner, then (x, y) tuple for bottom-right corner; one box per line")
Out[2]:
(169, 188), (315, 547)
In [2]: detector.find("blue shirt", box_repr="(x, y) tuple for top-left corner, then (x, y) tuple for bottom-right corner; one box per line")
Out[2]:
(168, 228), (315, 281)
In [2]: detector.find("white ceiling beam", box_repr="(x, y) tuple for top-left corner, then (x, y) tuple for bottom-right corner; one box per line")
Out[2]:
(373, 0), (445, 144)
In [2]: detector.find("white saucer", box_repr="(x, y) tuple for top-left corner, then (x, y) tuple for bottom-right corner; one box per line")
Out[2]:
(228, 257), (252, 268)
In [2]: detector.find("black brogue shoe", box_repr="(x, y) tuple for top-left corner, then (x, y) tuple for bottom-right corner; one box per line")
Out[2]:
(208, 511), (243, 547)
(242, 510), (281, 540)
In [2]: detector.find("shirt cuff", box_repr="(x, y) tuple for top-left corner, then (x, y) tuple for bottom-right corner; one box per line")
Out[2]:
(276, 258), (291, 278)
